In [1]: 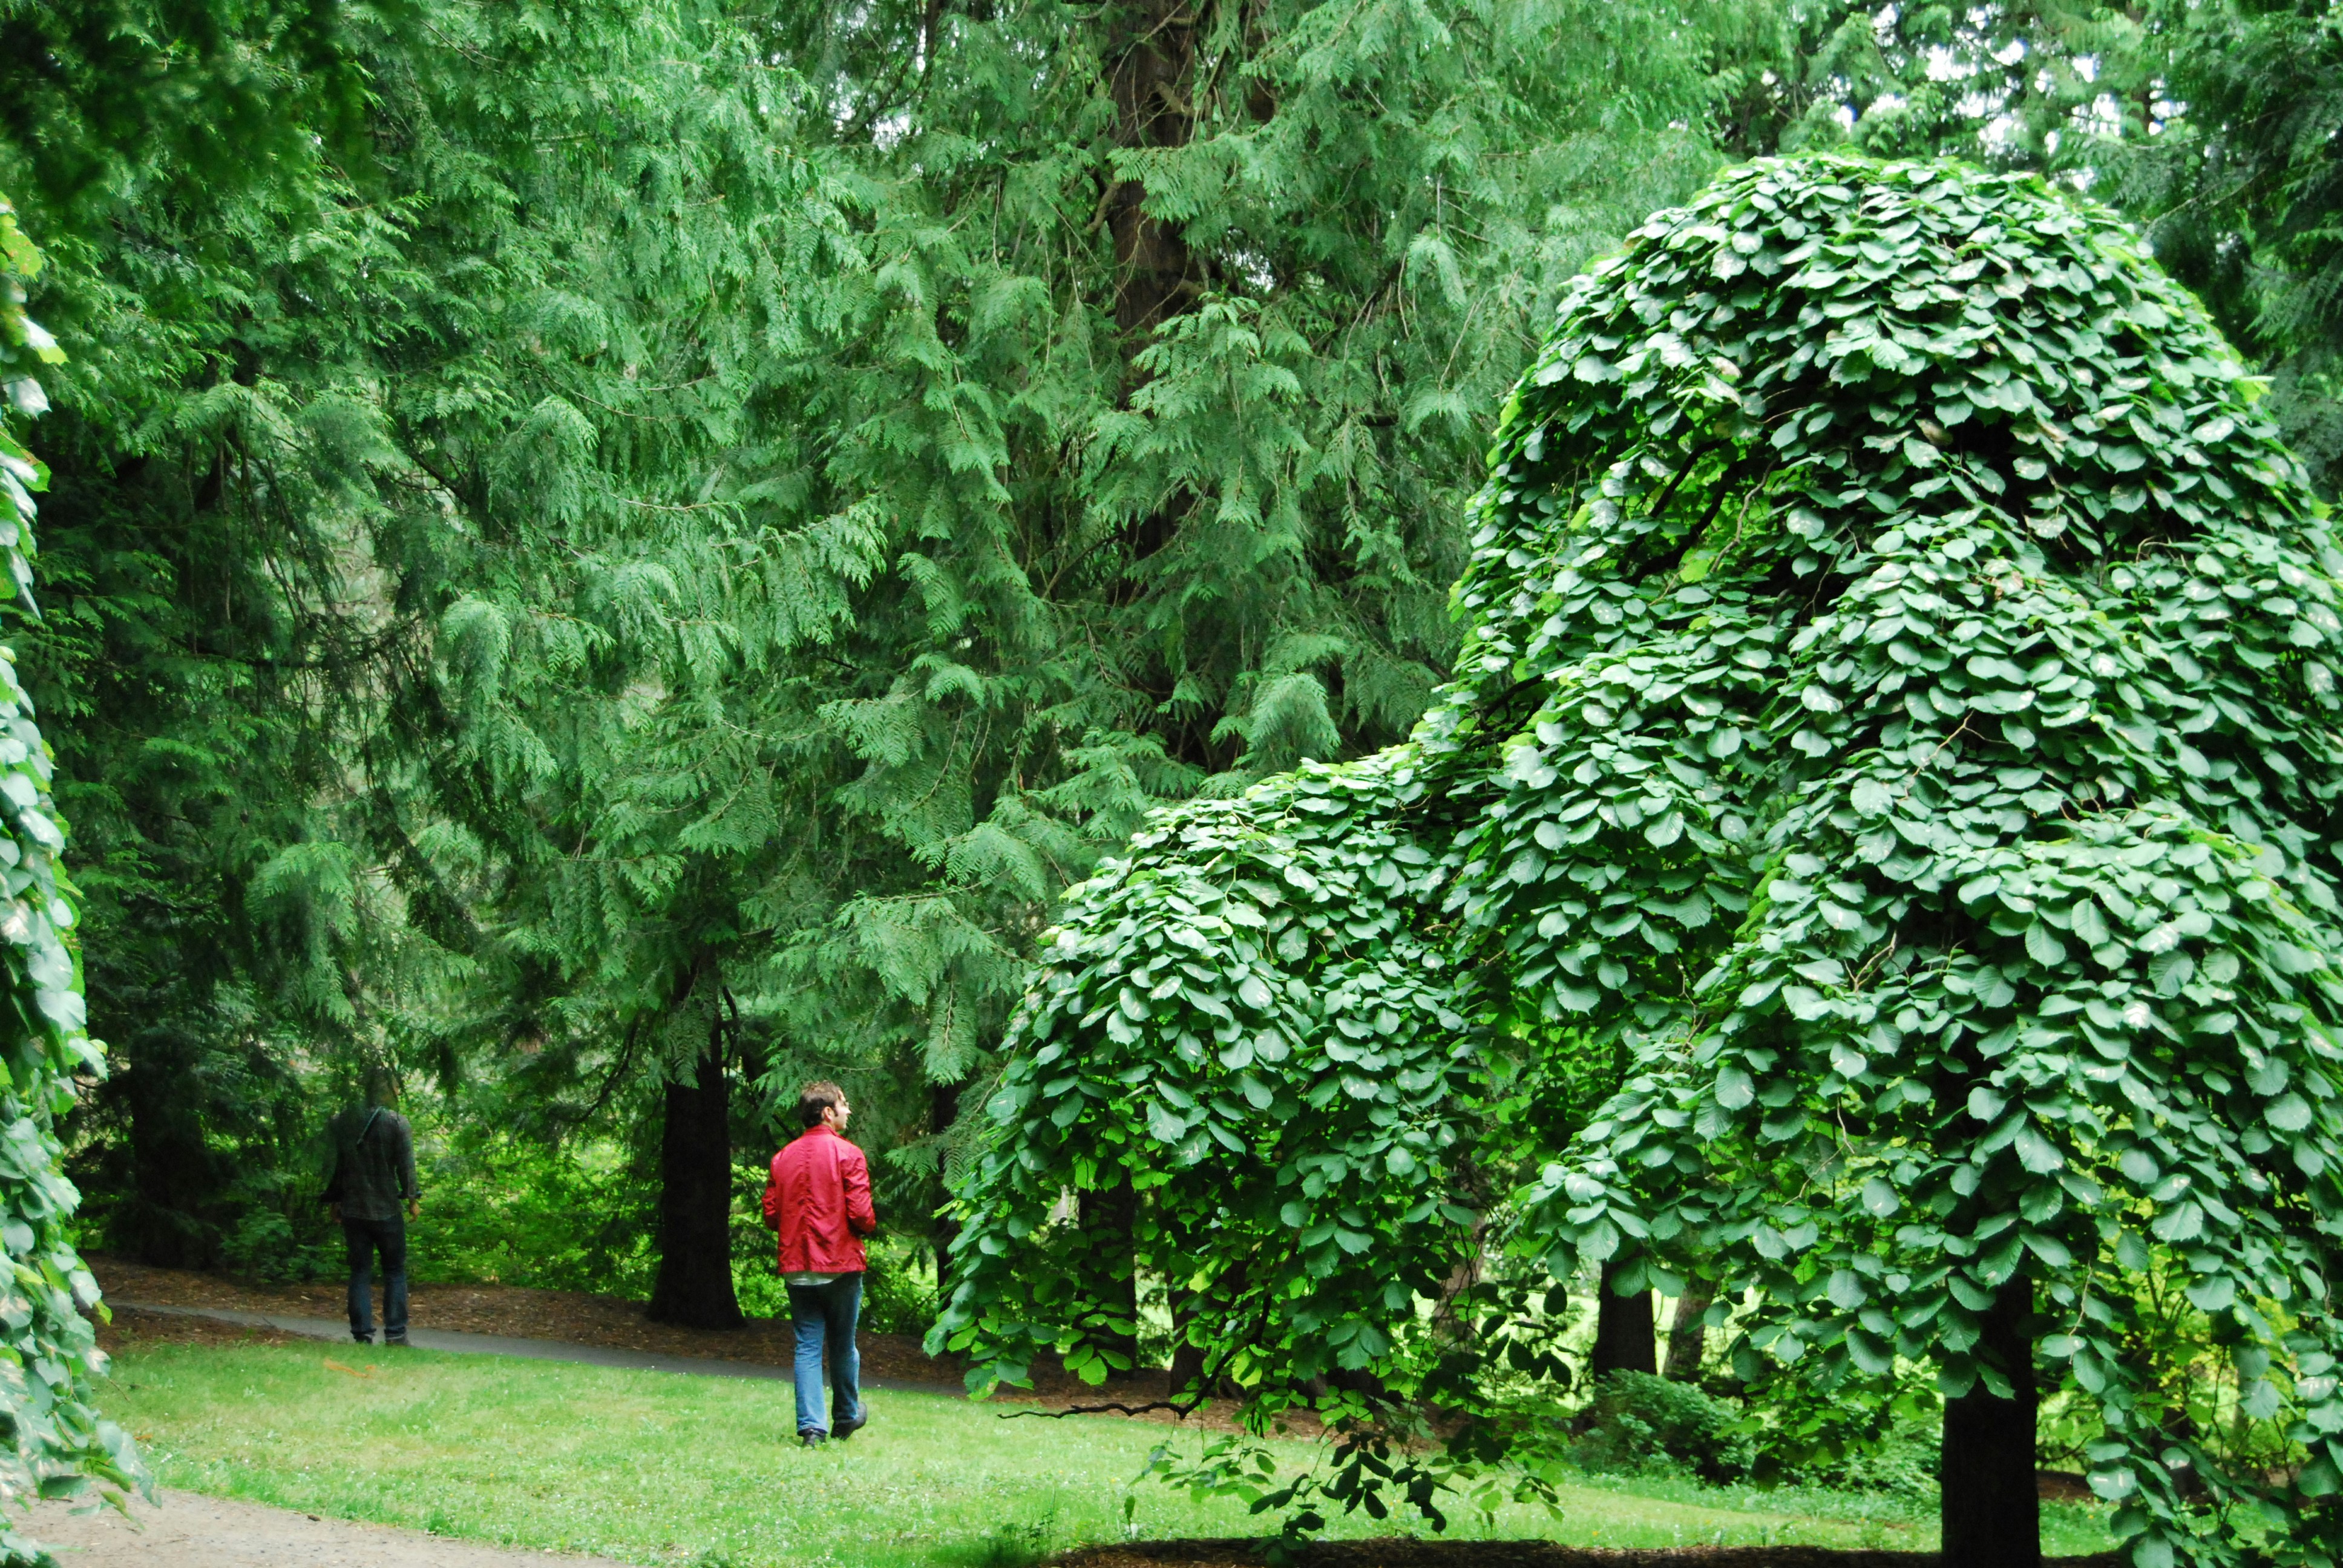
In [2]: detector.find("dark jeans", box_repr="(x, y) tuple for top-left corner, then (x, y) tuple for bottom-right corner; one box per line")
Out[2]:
(342, 1216), (408, 1344)
(787, 1274), (863, 1436)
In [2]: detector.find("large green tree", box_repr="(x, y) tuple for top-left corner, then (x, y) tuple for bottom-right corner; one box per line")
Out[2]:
(28, 0), (2342, 1354)
(704, 0), (1731, 1292)
(0, 0), (462, 1266)
(943, 154), (2343, 1568)
(2, 0), (836, 1304)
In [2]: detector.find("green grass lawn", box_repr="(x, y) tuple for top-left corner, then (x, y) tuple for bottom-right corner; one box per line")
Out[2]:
(103, 1342), (2115, 1567)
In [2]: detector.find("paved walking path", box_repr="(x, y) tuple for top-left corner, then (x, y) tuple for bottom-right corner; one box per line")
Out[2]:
(116, 1300), (965, 1394)
(25, 1488), (626, 1567)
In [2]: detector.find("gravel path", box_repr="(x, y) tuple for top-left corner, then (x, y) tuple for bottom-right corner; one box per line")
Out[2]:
(25, 1488), (626, 1567)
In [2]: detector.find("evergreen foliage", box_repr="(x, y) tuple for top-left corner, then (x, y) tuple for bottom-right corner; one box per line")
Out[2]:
(944, 153), (2343, 1565)
(2114, 0), (2343, 488)
(741, 0), (1725, 1119)
(0, 197), (146, 1563)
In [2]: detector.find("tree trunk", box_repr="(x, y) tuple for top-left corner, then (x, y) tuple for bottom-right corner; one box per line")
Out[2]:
(1663, 1282), (1714, 1382)
(1106, 0), (1198, 341)
(1588, 1258), (1657, 1378)
(647, 1014), (744, 1330)
(121, 1027), (225, 1267)
(929, 1079), (962, 1315)
(1089, 1175), (1141, 1377)
(1100, 0), (1204, 596)
(1941, 1276), (2039, 1568)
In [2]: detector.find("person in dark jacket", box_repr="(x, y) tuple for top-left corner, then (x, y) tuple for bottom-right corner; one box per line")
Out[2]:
(323, 1066), (421, 1345)
(762, 1080), (877, 1446)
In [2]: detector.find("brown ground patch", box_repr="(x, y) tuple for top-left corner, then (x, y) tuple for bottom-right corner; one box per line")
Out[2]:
(85, 1254), (1257, 1426)
(1054, 1548), (2118, 1568)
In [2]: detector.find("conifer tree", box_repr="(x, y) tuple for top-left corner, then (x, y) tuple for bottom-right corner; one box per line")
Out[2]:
(733, 0), (1724, 1259)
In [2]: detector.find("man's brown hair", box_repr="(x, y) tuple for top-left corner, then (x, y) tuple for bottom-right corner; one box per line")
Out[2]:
(798, 1080), (847, 1129)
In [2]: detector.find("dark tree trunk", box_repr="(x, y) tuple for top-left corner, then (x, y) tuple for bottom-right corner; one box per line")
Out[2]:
(1089, 1175), (1141, 1377)
(1101, 0), (1205, 599)
(1588, 1258), (1657, 1378)
(1941, 1276), (2039, 1568)
(1663, 1282), (1714, 1382)
(929, 1079), (962, 1312)
(648, 1014), (744, 1330)
(1106, 0), (1198, 340)
(122, 1027), (226, 1267)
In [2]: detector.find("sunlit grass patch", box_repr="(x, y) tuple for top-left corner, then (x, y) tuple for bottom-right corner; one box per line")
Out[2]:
(107, 1342), (2113, 1567)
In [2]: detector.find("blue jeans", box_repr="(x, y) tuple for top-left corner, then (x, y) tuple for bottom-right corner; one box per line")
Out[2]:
(342, 1216), (408, 1343)
(787, 1274), (863, 1436)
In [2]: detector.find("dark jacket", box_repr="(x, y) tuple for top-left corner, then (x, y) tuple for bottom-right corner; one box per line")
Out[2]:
(762, 1126), (876, 1273)
(323, 1106), (418, 1223)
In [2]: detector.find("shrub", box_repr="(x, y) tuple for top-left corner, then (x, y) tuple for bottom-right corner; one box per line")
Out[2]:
(1571, 1370), (1754, 1483)
(1732, 1367), (1939, 1498)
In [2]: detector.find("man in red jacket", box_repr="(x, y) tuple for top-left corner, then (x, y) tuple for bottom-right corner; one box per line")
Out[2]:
(763, 1079), (877, 1446)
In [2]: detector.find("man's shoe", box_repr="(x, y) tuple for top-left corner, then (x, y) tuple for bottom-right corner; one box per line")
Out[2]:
(833, 1415), (866, 1442)
(352, 1334), (374, 1345)
(799, 1432), (827, 1448)
(385, 1336), (410, 1347)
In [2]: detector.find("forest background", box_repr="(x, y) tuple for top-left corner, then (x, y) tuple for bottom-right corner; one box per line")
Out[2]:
(1, 0), (2337, 1344)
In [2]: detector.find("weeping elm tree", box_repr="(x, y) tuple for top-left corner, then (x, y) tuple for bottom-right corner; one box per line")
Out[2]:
(938, 154), (2343, 1568)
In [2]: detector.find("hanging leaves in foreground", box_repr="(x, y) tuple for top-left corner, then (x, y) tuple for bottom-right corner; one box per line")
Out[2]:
(0, 196), (146, 1563)
(944, 152), (2343, 1566)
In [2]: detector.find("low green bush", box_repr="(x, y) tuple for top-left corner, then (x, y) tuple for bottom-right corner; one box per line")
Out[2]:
(732, 1232), (937, 1336)
(1571, 1371), (1754, 1483)
(1731, 1367), (1939, 1500)
(1567, 1367), (1938, 1501)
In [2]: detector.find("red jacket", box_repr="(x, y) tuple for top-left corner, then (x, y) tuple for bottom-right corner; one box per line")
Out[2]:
(762, 1125), (876, 1273)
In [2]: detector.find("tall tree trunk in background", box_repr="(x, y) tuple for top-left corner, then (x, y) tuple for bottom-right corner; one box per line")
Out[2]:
(121, 1027), (226, 1267)
(1101, 0), (1204, 597)
(1106, 0), (1198, 341)
(649, 996), (744, 1330)
(1940, 1276), (2039, 1568)
(1076, 2), (1201, 1347)
(929, 1078), (963, 1312)
(1663, 1282), (1714, 1382)
(1588, 1259), (1657, 1378)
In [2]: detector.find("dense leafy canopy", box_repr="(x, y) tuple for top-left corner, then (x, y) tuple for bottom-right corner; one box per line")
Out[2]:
(945, 751), (1484, 1391)
(946, 153), (2343, 1566)
(2114, 0), (2343, 489)
(1502, 155), (2343, 1568)
(4, 0), (1733, 1290)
